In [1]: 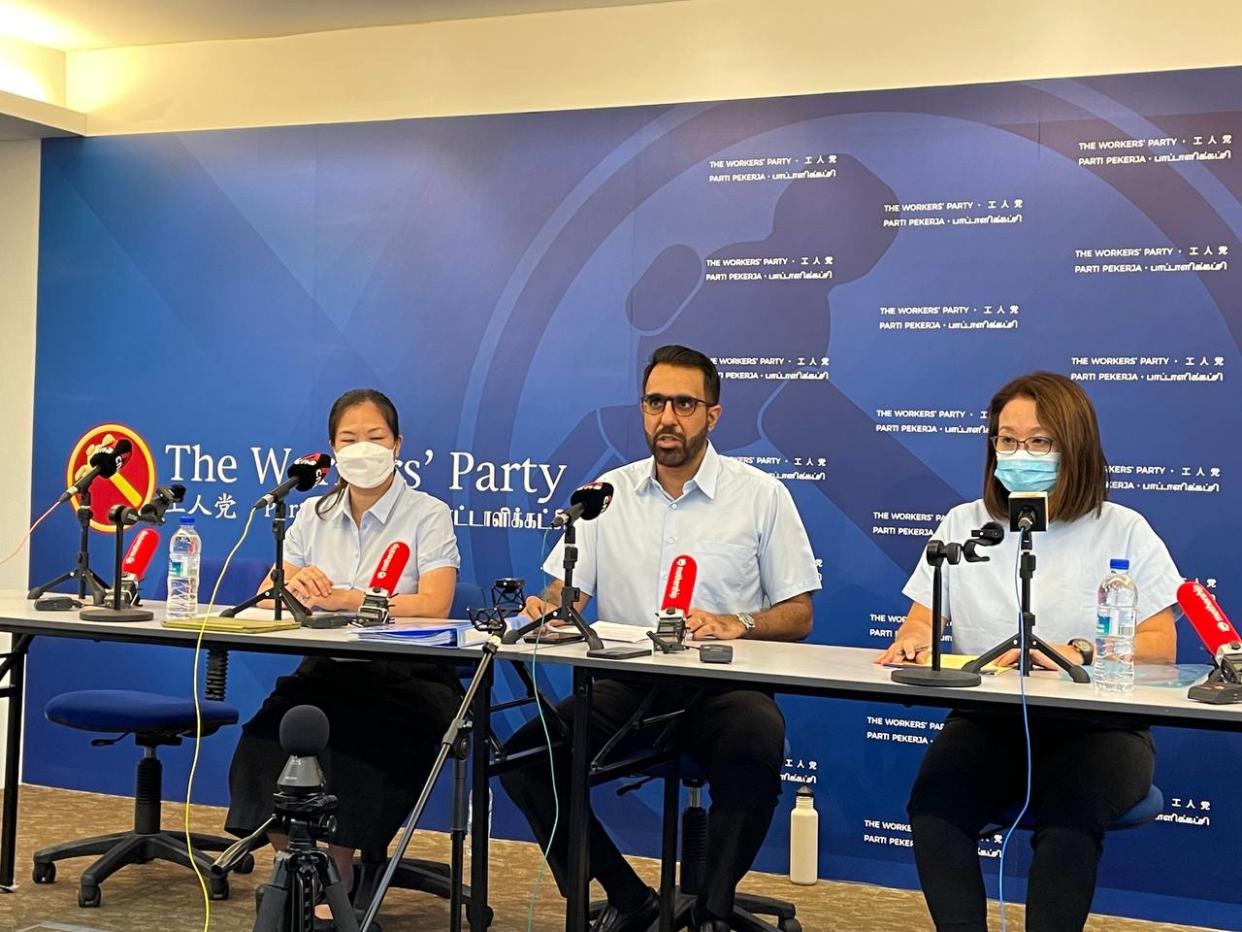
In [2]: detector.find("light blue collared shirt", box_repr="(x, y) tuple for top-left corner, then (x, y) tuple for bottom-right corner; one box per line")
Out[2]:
(543, 443), (821, 628)
(285, 478), (460, 593)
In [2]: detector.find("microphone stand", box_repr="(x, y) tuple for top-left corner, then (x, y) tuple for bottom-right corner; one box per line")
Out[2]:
(79, 509), (153, 623)
(964, 519), (1090, 683)
(501, 519), (605, 652)
(891, 540), (981, 688)
(220, 498), (309, 625)
(359, 629), (504, 932)
(27, 486), (110, 605)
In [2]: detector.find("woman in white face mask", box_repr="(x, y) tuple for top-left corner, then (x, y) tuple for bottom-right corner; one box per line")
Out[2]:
(877, 372), (1182, 932)
(225, 389), (462, 927)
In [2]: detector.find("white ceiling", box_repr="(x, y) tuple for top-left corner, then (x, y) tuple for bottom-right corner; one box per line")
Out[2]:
(3, 0), (678, 50)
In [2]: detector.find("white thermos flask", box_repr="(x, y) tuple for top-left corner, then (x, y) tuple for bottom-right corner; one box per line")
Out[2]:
(789, 784), (818, 885)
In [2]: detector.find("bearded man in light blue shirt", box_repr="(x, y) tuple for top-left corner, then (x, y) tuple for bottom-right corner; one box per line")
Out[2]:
(500, 345), (821, 932)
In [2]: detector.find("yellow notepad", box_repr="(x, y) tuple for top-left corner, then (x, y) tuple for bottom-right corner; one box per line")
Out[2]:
(161, 615), (301, 634)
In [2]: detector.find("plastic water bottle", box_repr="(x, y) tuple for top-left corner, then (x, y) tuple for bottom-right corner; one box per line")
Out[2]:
(789, 785), (819, 885)
(1095, 558), (1138, 694)
(166, 517), (202, 619)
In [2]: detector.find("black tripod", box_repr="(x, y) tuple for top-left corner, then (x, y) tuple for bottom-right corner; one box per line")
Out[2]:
(27, 487), (109, 604)
(249, 792), (363, 932)
(501, 519), (604, 652)
(963, 519), (1090, 683)
(221, 498), (309, 625)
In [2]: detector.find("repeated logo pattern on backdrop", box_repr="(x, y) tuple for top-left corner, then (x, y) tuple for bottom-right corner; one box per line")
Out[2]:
(27, 67), (1242, 926)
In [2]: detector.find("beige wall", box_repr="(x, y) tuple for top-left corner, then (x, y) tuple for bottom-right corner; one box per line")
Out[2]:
(0, 35), (64, 106)
(0, 141), (39, 594)
(0, 139), (40, 782)
(63, 0), (1242, 135)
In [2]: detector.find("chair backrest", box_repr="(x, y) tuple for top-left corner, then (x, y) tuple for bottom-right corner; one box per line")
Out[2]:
(148, 556), (273, 606)
(451, 581), (486, 619)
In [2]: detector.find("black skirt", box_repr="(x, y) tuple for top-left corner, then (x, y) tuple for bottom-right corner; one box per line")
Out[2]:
(225, 655), (461, 852)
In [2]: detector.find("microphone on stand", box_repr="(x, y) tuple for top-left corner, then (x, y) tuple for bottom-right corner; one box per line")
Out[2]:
(118, 527), (160, 607)
(1180, 581), (1242, 703)
(1008, 491), (1048, 533)
(552, 482), (614, 528)
(253, 453), (332, 511)
(356, 542), (411, 627)
(649, 554), (697, 653)
(59, 438), (133, 504)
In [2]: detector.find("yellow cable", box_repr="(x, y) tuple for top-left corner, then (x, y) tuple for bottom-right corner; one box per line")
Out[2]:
(184, 507), (258, 932)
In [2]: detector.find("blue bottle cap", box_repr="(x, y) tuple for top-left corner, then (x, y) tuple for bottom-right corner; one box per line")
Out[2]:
(180, 516), (195, 525)
(1110, 558), (1129, 571)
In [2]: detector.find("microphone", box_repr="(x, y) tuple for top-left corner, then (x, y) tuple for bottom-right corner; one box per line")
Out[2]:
(650, 554), (697, 653)
(59, 438), (133, 504)
(1179, 581), (1242, 683)
(119, 528), (160, 606)
(276, 705), (329, 795)
(355, 542), (412, 627)
(213, 704), (330, 874)
(552, 481), (615, 528)
(253, 453), (332, 511)
(661, 554), (697, 616)
(1008, 491), (1048, 533)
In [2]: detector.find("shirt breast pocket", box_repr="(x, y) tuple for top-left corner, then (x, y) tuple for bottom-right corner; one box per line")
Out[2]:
(693, 540), (761, 612)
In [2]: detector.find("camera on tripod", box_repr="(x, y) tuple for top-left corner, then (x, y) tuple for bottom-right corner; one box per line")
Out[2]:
(215, 705), (376, 932)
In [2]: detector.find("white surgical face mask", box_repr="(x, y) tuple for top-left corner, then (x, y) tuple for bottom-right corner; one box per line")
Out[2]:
(334, 441), (395, 489)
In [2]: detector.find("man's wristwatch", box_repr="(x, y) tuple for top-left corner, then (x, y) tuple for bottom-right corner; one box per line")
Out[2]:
(736, 612), (756, 638)
(1068, 637), (1094, 666)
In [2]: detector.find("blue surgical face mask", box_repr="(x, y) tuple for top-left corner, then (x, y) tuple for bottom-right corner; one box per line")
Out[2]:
(994, 450), (1061, 493)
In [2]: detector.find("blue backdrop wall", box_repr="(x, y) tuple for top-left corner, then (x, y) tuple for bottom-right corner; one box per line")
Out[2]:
(28, 66), (1242, 926)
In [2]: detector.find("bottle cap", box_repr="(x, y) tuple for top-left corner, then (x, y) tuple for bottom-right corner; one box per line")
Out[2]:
(180, 516), (195, 526)
(1109, 558), (1129, 571)
(796, 785), (814, 797)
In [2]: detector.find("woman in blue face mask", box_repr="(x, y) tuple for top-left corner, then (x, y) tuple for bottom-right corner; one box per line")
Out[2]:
(877, 371), (1182, 932)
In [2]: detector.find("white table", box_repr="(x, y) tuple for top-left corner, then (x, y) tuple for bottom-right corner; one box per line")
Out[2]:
(496, 638), (1237, 932)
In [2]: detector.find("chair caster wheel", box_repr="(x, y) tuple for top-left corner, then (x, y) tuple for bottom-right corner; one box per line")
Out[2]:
(32, 861), (55, 884)
(210, 877), (230, 900)
(779, 919), (802, 932)
(233, 853), (255, 875)
(78, 884), (102, 907)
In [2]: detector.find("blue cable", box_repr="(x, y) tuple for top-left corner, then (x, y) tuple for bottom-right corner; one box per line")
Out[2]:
(998, 545), (1034, 932)
(525, 526), (559, 932)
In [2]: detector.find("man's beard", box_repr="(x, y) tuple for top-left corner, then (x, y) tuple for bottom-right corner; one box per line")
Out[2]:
(646, 424), (708, 468)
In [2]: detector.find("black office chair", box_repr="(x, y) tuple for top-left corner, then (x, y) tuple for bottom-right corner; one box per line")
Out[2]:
(351, 581), (496, 927)
(31, 556), (272, 907)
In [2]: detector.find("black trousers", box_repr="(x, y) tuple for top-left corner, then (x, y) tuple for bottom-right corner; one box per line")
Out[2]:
(500, 678), (786, 920)
(907, 710), (1155, 932)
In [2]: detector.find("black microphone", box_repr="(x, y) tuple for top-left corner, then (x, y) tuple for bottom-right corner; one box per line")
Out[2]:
(1008, 491), (1048, 533)
(552, 481), (615, 529)
(276, 704), (329, 795)
(59, 438), (133, 504)
(253, 452), (332, 511)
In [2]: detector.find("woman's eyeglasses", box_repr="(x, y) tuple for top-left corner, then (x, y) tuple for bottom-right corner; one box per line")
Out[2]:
(992, 435), (1056, 456)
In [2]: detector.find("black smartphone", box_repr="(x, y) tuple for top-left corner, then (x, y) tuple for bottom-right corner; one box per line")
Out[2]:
(522, 627), (585, 645)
